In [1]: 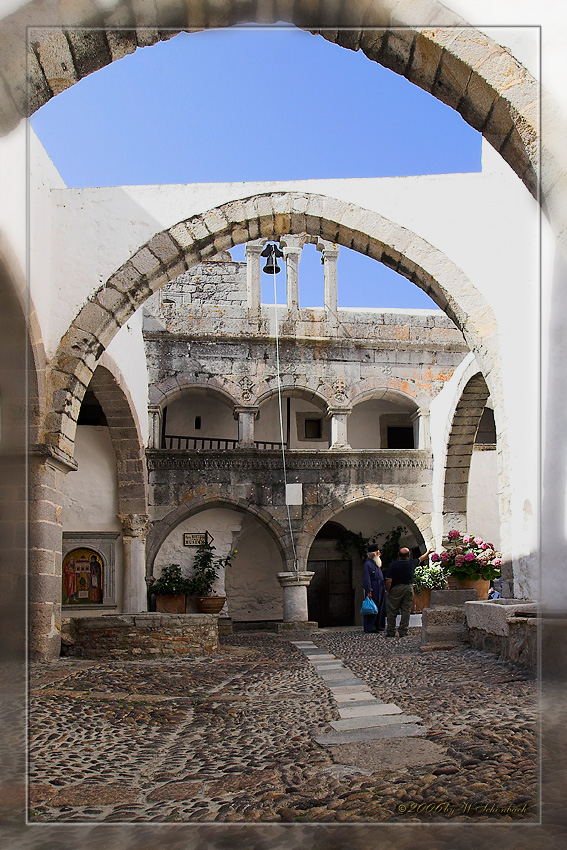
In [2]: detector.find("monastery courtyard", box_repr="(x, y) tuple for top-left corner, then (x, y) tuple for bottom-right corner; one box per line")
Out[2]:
(29, 627), (536, 825)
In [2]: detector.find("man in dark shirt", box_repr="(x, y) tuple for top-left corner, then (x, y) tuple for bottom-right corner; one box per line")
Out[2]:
(385, 546), (433, 637)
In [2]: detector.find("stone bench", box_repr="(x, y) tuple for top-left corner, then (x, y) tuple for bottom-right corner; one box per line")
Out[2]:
(465, 600), (538, 670)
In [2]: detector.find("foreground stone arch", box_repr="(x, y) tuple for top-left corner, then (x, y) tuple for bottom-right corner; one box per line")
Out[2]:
(146, 494), (289, 574)
(1, 2), (540, 200)
(45, 191), (502, 463)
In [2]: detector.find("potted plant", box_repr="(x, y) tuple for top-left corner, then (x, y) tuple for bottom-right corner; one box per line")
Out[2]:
(148, 564), (192, 613)
(187, 539), (235, 613)
(411, 561), (448, 612)
(431, 530), (502, 599)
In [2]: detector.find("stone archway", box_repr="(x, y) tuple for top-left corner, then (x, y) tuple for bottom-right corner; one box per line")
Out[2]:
(1, 4), (540, 202)
(442, 371), (490, 536)
(298, 488), (432, 567)
(45, 191), (502, 462)
(88, 360), (148, 519)
(146, 494), (289, 574)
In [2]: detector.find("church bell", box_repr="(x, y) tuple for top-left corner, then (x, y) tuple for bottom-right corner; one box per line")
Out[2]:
(261, 243), (284, 274)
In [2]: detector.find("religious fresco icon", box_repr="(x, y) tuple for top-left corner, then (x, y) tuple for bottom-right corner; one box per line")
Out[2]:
(62, 548), (104, 605)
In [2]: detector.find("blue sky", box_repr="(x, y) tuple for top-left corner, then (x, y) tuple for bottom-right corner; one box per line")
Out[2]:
(31, 26), (481, 309)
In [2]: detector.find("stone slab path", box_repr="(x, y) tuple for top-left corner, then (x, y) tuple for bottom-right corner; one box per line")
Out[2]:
(292, 640), (426, 748)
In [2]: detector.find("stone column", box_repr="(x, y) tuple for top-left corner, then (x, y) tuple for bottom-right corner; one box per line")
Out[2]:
(277, 570), (315, 622)
(245, 242), (263, 316)
(234, 406), (258, 447)
(412, 408), (431, 449)
(318, 239), (340, 321)
(118, 513), (150, 613)
(281, 236), (305, 317)
(148, 406), (162, 449)
(29, 445), (78, 661)
(327, 408), (351, 450)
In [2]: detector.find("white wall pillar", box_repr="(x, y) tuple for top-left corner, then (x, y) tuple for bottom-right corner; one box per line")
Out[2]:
(234, 406), (258, 447)
(327, 408), (351, 449)
(118, 513), (149, 612)
(245, 242), (263, 316)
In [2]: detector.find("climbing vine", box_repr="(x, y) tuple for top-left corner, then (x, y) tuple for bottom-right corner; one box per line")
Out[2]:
(335, 524), (409, 570)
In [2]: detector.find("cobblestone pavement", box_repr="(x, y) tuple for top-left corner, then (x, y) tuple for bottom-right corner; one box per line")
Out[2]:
(28, 628), (537, 824)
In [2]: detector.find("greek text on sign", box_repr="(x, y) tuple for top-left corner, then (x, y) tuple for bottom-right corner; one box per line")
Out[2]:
(183, 532), (212, 546)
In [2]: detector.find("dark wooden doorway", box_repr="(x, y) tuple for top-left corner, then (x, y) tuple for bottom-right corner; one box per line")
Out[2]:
(307, 558), (354, 627)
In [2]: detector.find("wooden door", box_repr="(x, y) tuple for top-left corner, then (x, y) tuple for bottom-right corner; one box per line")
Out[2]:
(307, 559), (353, 626)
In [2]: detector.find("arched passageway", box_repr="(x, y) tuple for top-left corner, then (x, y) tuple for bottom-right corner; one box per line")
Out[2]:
(306, 500), (426, 627)
(149, 501), (288, 624)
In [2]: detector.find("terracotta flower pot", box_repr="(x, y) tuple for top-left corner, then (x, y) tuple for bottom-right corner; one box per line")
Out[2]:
(411, 588), (431, 613)
(196, 596), (226, 614)
(155, 593), (186, 613)
(447, 577), (490, 599)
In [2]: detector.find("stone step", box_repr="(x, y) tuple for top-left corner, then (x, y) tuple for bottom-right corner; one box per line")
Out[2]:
(315, 723), (427, 746)
(334, 691), (378, 703)
(334, 700), (402, 714)
(320, 678), (366, 689)
(339, 702), (406, 718)
(330, 713), (421, 731)
(330, 685), (373, 695)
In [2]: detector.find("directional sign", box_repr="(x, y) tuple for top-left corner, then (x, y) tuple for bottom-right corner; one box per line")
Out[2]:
(183, 531), (213, 547)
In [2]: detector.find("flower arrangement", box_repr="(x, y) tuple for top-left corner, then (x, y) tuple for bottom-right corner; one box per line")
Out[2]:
(186, 539), (236, 597)
(412, 562), (449, 593)
(430, 530), (502, 582)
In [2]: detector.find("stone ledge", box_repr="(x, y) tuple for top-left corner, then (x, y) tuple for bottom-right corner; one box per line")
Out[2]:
(465, 600), (538, 636)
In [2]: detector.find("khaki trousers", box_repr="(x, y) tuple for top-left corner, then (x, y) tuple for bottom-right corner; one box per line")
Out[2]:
(386, 584), (414, 636)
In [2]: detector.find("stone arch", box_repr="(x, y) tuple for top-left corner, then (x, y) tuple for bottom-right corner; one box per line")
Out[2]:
(146, 494), (289, 574)
(150, 379), (239, 412)
(350, 385), (425, 410)
(87, 358), (148, 518)
(297, 488), (432, 565)
(442, 370), (490, 536)
(2, 3), (540, 199)
(45, 191), (502, 464)
(255, 384), (330, 411)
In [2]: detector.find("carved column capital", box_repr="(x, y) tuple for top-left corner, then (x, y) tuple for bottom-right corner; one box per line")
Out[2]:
(118, 513), (150, 539)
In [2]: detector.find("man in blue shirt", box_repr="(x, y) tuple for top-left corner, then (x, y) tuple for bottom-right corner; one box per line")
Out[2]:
(385, 546), (433, 637)
(362, 544), (386, 633)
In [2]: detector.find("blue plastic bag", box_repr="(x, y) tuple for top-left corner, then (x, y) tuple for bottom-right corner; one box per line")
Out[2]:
(361, 596), (378, 615)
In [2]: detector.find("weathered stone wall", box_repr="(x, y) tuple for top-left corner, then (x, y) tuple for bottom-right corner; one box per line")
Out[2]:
(144, 274), (468, 412)
(147, 449), (433, 522)
(467, 619), (537, 671)
(65, 613), (219, 659)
